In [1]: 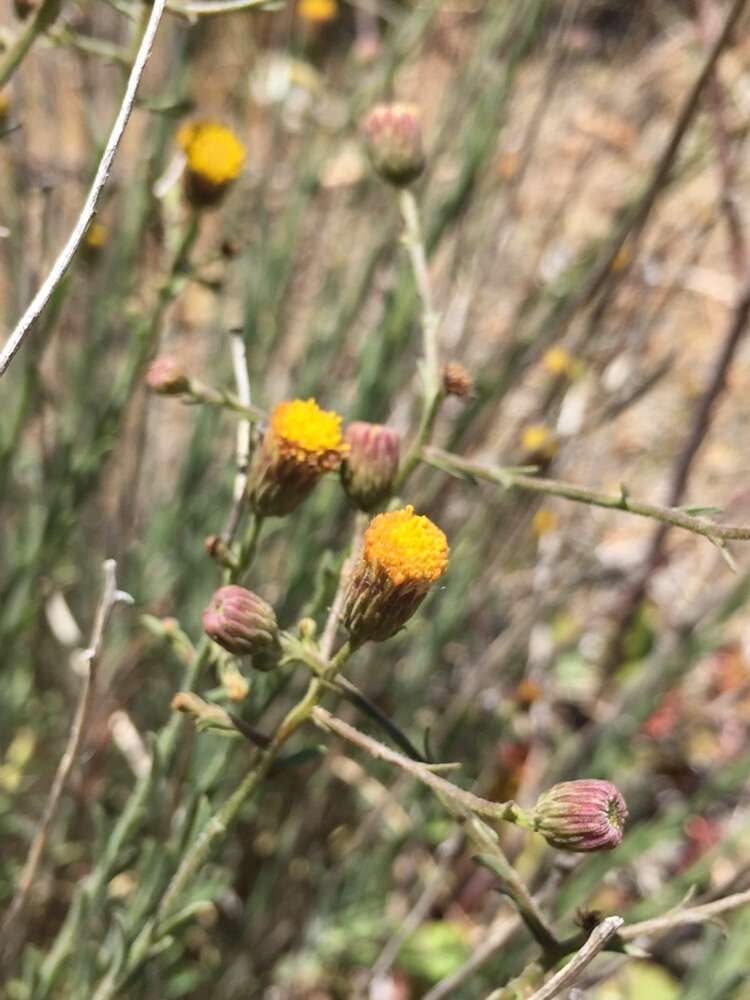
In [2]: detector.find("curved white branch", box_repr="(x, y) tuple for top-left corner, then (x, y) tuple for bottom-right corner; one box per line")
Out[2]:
(0, 0), (168, 378)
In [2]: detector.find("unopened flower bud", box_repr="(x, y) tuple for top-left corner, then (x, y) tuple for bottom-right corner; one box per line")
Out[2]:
(343, 506), (449, 644)
(442, 362), (474, 399)
(178, 122), (246, 209)
(362, 103), (425, 187)
(341, 422), (401, 512)
(532, 780), (628, 853)
(202, 585), (281, 670)
(13, 0), (36, 19)
(249, 398), (347, 517)
(146, 356), (190, 396)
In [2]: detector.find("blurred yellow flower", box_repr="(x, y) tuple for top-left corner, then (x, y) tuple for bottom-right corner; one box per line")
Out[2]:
(299, 0), (338, 22)
(533, 508), (559, 538)
(178, 121), (246, 207)
(521, 424), (558, 461)
(85, 221), (109, 250)
(542, 346), (575, 378)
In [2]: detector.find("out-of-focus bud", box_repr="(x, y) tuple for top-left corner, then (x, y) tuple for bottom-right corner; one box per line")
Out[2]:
(146, 356), (190, 396)
(178, 122), (246, 209)
(341, 422), (401, 512)
(532, 779), (628, 853)
(297, 617), (317, 640)
(362, 103), (425, 187)
(249, 398), (347, 517)
(202, 585), (281, 670)
(343, 505), (449, 644)
(13, 0), (36, 19)
(442, 362), (474, 399)
(172, 692), (236, 734)
(0, 90), (10, 124)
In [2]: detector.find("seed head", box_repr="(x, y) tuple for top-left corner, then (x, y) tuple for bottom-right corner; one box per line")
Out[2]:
(202, 585), (281, 670)
(146, 356), (190, 395)
(533, 780), (628, 853)
(362, 103), (425, 187)
(178, 122), (246, 208)
(249, 399), (347, 517)
(341, 422), (401, 512)
(343, 506), (448, 643)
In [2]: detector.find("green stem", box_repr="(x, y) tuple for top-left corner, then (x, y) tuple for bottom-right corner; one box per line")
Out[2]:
(0, 0), (64, 89)
(394, 188), (445, 493)
(422, 446), (750, 545)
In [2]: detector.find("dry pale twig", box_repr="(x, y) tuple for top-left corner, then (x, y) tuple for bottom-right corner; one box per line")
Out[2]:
(0, 560), (133, 950)
(619, 886), (750, 941)
(222, 331), (254, 543)
(0, 0), (168, 378)
(490, 917), (623, 1000)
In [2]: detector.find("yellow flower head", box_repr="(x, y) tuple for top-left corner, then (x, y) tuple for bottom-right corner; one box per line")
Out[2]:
(521, 423), (558, 462)
(179, 122), (245, 207)
(271, 398), (345, 463)
(85, 221), (109, 250)
(299, 0), (338, 22)
(344, 506), (449, 644)
(543, 347), (574, 378)
(250, 399), (346, 517)
(364, 506), (449, 587)
(0, 90), (9, 124)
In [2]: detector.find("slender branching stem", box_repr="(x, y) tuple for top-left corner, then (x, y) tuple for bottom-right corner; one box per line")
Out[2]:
(395, 188), (446, 492)
(0, 0), (168, 377)
(423, 446), (750, 545)
(0, 0), (64, 89)
(0, 562), (132, 954)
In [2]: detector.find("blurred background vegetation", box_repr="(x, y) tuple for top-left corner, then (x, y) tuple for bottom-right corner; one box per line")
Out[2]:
(5, 0), (750, 997)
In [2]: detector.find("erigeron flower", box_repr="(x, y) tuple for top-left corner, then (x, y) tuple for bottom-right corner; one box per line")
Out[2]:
(341, 422), (401, 512)
(532, 780), (628, 853)
(343, 506), (449, 644)
(202, 585), (281, 670)
(299, 0), (338, 23)
(249, 399), (347, 517)
(362, 104), (425, 187)
(178, 122), (246, 208)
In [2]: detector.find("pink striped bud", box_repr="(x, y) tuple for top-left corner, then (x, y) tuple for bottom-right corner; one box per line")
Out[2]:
(532, 780), (628, 853)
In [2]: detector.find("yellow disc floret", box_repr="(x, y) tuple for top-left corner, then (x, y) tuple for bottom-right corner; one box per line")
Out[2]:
(271, 399), (345, 459)
(179, 122), (246, 186)
(364, 506), (448, 587)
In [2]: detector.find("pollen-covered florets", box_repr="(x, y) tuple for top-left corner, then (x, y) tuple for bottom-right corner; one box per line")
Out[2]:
(249, 399), (347, 517)
(364, 506), (448, 587)
(343, 506), (449, 644)
(179, 121), (246, 208)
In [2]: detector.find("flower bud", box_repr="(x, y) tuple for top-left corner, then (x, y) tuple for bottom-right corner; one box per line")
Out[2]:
(362, 103), (425, 187)
(341, 422), (401, 512)
(343, 505), (449, 644)
(202, 586), (281, 670)
(532, 780), (628, 853)
(249, 398), (347, 517)
(178, 122), (246, 209)
(442, 362), (474, 399)
(146, 356), (190, 396)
